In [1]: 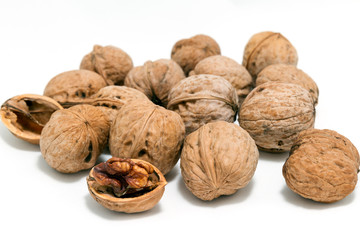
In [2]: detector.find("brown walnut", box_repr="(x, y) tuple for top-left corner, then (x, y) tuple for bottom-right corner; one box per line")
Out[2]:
(256, 63), (319, 105)
(167, 74), (238, 135)
(181, 121), (259, 201)
(87, 157), (167, 213)
(43, 70), (108, 107)
(189, 55), (252, 105)
(40, 104), (109, 173)
(80, 45), (133, 85)
(283, 129), (360, 203)
(0, 94), (63, 144)
(124, 59), (185, 107)
(109, 102), (185, 175)
(171, 34), (221, 76)
(239, 82), (315, 152)
(243, 31), (298, 78)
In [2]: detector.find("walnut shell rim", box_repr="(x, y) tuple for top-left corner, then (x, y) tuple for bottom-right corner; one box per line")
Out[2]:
(0, 94), (63, 144)
(87, 158), (167, 213)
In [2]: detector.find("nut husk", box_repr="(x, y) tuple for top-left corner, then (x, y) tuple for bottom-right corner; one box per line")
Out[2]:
(87, 158), (167, 213)
(40, 104), (109, 173)
(256, 63), (319, 105)
(243, 31), (298, 78)
(283, 129), (360, 203)
(167, 74), (238, 135)
(189, 55), (252, 105)
(181, 121), (259, 201)
(80, 45), (133, 85)
(0, 94), (63, 144)
(124, 59), (185, 107)
(239, 82), (315, 152)
(171, 34), (221, 76)
(109, 102), (185, 175)
(44, 70), (108, 107)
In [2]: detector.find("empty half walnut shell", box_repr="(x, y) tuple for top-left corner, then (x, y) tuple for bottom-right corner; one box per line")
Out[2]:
(87, 157), (167, 213)
(0, 94), (63, 144)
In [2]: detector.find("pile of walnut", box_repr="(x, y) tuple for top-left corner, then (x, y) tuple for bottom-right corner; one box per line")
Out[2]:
(1, 32), (359, 213)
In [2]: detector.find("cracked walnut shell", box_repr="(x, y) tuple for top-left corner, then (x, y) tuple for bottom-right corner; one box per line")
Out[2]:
(239, 82), (315, 152)
(109, 102), (185, 175)
(87, 157), (167, 213)
(171, 34), (221, 76)
(124, 59), (185, 107)
(256, 64), (319, 105)
(44, 70), (108, 107)
(189, 55), (252, 105)
(283, 129), (360, 203)
(243, 31), (298, 78)
(181, 121), (259, 201)
(40, 105), (109, 173)
(80, 45), (133, 85)
(0, 94), (63, 144)
(167, 74), (238, 135)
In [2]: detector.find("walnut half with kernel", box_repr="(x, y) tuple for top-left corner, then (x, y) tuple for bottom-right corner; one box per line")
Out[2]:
(87, 158), (167, 213)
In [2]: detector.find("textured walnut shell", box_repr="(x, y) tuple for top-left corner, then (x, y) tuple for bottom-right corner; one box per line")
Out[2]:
(109, 103), (185, 175)
(239, 82), (315, 152)
(44, 70), (108, 107)
(0, 94), (63, 144)
(80, 45), (133, 85)
(257, 64), (319, 105)
(87, 158), (167, 213)
(124, 59), (185, 107)
(40, 105), (109, 173)
(167, 74), (238, 135)
(89, 86), (152, 124)
(189, 55), (252, 106)
(171, 34), (221, 76)
(283, 129), (360, 203)
(243, 32), (298, 78)
(181, 121), (259, 201)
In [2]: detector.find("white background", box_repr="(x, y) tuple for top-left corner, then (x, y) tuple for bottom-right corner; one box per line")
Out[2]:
(1, 0), (360, 239)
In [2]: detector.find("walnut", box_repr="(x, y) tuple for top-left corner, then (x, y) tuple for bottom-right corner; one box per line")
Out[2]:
(89, 86), (152, 124)
(189, 55), (252, 105)
(124, 59), (185, 107)
(256, 64), (319, 105)
(167, 74), (238, 135)
(40, 105), (109, 173)
(109, 102), (185, 175)
(239, 82), (315, 152)
(43, 70), (108, 107)
(283, 129), (360, 203)
(87, 157), (167, 213)
(243, 31), (298, 78)
(80, 45), (133, 85)
(180, 121), (258, 201)
(0, 94), (63, 144)
(171, 34), (221, 76)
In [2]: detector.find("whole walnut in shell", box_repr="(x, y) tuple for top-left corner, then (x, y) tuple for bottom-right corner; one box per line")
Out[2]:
(283, 129), (360, 203)
(189, 55), (252, 105)
(40, 105), (109, 173)
(171, 34), (221, 76)
(181, 121), (259, 201)
(243, 31), (298, 78)
(239, 82), (315, 152)
(43, 70), (108, 107)
(124, 59), (185, 107)
(257, 64), (319, 105)
(109, 102), (185, 175)
(167, 74), (238, 135)
(80, 45), (133, 85)
(87, 157), (167, 213)
(0, 94), (63, 144)
(89, 86), (152, 124)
